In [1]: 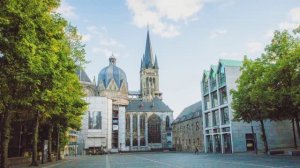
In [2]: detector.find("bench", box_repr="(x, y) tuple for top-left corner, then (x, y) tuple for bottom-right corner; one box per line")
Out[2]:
(268, 150), (284, 155)
(288, 150), (300, 156)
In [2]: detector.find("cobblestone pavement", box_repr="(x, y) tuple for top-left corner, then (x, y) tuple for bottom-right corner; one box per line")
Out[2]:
(43, 152), (300, 168)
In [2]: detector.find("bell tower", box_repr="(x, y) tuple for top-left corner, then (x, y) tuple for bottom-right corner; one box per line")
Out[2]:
(140, 29), (162, 100)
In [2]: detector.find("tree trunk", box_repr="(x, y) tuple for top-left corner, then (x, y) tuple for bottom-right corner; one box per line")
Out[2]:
(259, 119), (269, 153)
(48, 124), (53, 162)
(56, 126), (61, 161)
(0, 111), (12, 168)
(31, 111), (39, 166)
(292, 119), (298, 149)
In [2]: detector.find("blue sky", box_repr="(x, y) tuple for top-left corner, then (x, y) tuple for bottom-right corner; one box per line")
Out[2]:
(56, 0), (300, 118)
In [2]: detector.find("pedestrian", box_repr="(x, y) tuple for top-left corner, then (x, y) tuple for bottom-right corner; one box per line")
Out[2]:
(194, 147), (199, 154)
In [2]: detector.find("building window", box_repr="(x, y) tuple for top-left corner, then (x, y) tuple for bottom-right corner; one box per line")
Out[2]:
(196, 122), (199, 130)
(203, 75), (209, 95)
(219, 87), (228, 105)
(197, 138), (200, 145)
(140, 114), (146, 146)
(210, 73), (217, 91)
(221, 107), (229, 125)
(204, 95), (210, 110)
(148, 114), (161, 143)
(205, 113), (211, 127)
(133, 114), (138, 146)
(212, 110), (219, 126)
(88, 111), (102, 129)
(211, 91), (218, 108)
(219, 64), (226, 87)
(166, 116), (170, 130)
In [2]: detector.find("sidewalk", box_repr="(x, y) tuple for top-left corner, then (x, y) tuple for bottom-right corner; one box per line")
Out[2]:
(37, 156), (81, 168)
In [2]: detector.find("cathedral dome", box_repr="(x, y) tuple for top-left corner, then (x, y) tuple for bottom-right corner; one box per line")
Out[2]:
(98, 55), (128, 91)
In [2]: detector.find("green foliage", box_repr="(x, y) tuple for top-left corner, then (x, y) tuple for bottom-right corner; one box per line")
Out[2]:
(231, 28), (300, 151)
(0, 0), (87, 166)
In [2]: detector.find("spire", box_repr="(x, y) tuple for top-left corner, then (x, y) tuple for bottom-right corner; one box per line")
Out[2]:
(143, 29), (154, 68)
(154, 55), (159, 69)
(140, 58), (144, 70)
(109, 53), (116, 65)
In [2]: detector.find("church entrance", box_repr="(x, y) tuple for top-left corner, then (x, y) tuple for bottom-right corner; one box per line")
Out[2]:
(148, 114), (161, 144)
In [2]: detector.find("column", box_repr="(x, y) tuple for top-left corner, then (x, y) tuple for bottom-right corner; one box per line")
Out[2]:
(137, 114), (140, 148)
(130, 113), (133, 149)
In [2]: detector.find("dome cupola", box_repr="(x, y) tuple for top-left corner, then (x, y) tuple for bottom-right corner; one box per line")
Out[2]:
(97, 54), (128, 105)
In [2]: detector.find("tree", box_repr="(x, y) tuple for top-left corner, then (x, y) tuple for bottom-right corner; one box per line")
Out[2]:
(231, 58), (270, 153)
(0, 0), (87, 167)
(262, 30), (300, 145)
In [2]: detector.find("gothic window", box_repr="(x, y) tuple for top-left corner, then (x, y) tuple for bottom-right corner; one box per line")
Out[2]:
(140, 113), (146, 146)
(196, 122), (199, 130)
(125, 114), (130, 146)
(148, 114), (161, 143)
(165, 116), (170, 130)
(133, 114), (138, 146)
(88, 111), (102, 129)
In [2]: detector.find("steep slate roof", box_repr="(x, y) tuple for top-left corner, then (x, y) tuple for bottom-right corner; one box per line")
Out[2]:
(126, 97), (173, 112)
(76, 68), (92, 83)
(172, 101), (202, 124)
(219, 59), (243, 67)
(141, 30), (158, 70)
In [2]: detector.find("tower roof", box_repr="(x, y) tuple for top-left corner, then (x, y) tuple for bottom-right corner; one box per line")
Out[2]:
(142, 29), (155, 69)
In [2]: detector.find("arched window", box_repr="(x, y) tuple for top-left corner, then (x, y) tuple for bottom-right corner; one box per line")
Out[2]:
(140, 113), (146, 146)
(148, 114), (161, 143)
(133, 114), (138, 146)
(125, 114), (130, 146)
(165, 116), (170, 130)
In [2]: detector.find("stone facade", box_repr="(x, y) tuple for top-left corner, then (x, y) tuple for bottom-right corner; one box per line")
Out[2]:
(172, 101), (203, 152)
(201, 59), (296, 154)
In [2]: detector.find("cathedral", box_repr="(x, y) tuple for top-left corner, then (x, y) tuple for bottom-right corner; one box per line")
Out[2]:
(77, 30), (173, 153)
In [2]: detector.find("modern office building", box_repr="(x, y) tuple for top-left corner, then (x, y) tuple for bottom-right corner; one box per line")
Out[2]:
(201, 59), (295, 153)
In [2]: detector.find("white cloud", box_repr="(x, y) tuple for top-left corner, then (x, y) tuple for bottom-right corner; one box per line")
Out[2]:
(56, 1), (78, 19)
(85, 25), (125, 58)
(277, 7), (300, 31)
(278, 22), (299, 30)
(126, 0), (204, 38)
(210, 29), (227, 39)
(289, 7), (300, 22)
(246, 42), (264, 54)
